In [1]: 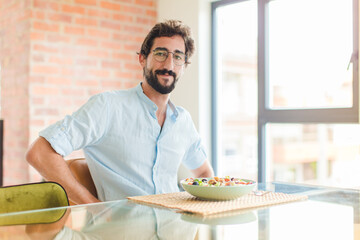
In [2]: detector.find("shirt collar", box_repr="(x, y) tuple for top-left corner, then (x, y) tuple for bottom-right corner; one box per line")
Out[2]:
(135, 82), (179, 121)
(135, 83), (157, 112)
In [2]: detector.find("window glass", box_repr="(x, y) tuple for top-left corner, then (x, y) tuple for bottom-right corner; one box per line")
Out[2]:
(215, 0), (258, 180)
(267, 124), (360, 188)
(268, 0), (353, 109)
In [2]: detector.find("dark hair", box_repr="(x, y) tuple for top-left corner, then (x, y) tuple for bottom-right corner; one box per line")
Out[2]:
(140, 20), (195, 65)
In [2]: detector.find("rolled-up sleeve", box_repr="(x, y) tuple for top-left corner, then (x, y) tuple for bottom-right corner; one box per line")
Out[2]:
(182, 137), (207, 170)
(180, 112), (207, 170)
(39, 93), (110, 157)
(40, 121), (74, 157)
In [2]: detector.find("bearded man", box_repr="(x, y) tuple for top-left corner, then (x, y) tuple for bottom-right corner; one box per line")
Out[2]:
(26, 20), (214, 204)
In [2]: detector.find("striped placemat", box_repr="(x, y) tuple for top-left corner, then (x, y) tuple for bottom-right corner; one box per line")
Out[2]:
(128, 191), (308, 216)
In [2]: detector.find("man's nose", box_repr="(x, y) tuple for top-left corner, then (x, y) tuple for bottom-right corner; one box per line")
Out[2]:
(163, 53), (174, 70)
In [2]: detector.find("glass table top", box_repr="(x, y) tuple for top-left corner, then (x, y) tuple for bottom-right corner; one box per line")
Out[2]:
(0, 182), (359, 240)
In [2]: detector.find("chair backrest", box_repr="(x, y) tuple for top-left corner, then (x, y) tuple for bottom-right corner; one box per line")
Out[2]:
(66, 158), (97, 201)
(0, 182), (69, 225)
(0, 182), (69, 213)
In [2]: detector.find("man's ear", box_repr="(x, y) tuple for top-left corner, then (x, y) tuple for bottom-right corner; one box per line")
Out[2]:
(139, 53), (146, 68)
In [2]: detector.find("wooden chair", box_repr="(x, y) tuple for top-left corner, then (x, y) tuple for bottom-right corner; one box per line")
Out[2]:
(66, 158), (97, 204)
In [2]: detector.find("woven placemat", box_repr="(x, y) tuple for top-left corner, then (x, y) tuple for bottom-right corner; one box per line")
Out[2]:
(128, 191), (308, 216)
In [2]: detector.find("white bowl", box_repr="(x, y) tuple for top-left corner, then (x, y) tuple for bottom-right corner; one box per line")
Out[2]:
(180, 178), (256, 201)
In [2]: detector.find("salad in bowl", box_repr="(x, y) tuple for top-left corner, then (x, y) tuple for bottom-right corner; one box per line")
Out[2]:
(180, 176), (256, 200)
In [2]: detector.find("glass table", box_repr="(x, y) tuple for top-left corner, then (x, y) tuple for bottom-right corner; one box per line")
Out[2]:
(0, 182), (359, 240)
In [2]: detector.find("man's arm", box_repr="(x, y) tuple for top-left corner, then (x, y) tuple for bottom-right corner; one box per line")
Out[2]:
(191, 160), (214, 178)
(26, 137), (100, 204)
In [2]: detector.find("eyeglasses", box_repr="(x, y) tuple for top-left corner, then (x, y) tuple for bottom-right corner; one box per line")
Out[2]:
(152, 49), (187, 66)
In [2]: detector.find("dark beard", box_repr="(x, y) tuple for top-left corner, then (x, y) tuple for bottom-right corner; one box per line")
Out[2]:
(144, 68), (178, 94)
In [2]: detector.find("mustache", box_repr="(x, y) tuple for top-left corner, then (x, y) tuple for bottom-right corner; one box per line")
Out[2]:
(155, 69), (176, 78)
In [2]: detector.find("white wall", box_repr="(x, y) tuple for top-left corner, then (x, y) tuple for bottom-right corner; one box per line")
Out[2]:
(157, 0), (213, 166)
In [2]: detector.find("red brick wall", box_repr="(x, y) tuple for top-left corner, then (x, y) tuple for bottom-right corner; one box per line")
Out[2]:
(0, 0), (157, 185)
(0, 0), (31, 185)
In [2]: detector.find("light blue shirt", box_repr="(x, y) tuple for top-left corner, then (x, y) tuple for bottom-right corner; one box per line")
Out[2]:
(40, 83), (206, 201)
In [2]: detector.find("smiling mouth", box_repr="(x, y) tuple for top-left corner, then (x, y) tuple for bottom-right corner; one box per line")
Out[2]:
(155, 69), (176, 80)
(158, 74), (172, 77)
(157, 74), (173, 81)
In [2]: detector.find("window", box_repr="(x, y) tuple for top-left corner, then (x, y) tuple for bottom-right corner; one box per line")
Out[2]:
(268, 0), (354, 110)
(267, 124), (360, 187)
(212, 0), (258, 181)
(212, 0), (359, 187)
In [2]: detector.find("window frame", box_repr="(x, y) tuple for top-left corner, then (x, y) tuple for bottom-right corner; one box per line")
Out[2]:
(211, 0), (360, 182)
